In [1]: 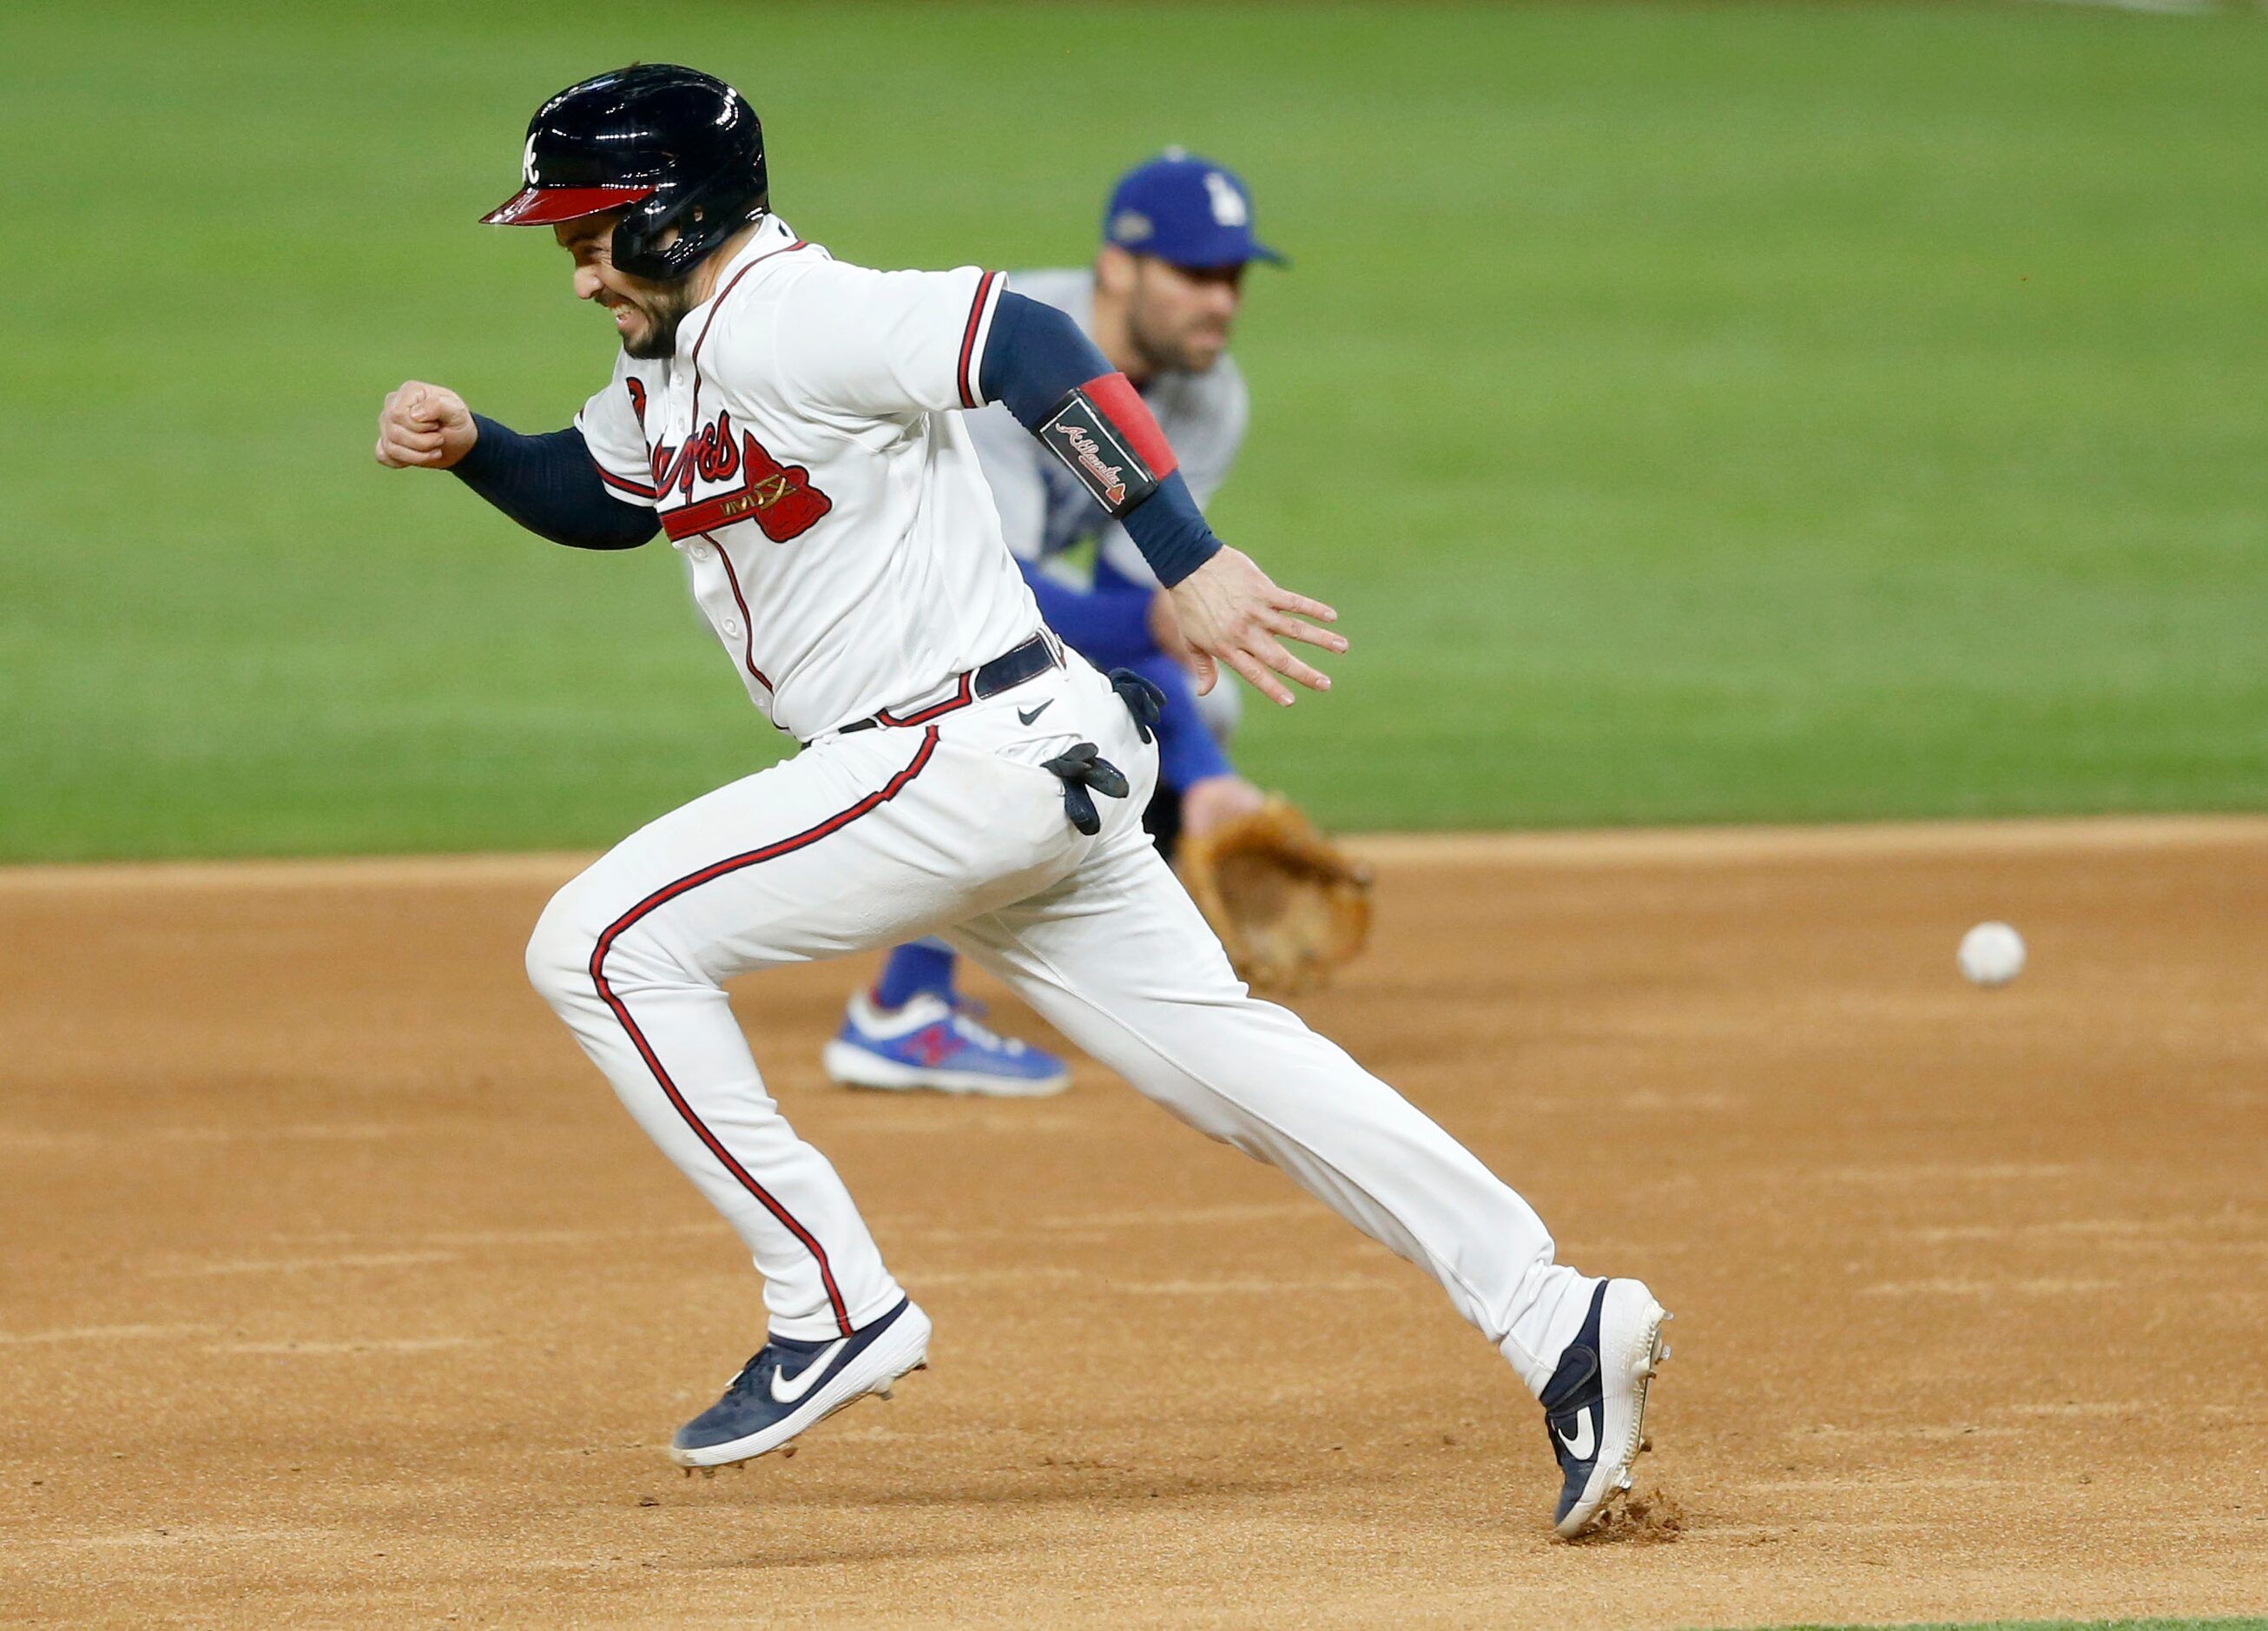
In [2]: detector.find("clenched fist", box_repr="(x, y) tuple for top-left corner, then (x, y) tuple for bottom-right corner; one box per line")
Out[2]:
(375, 381), (478, 470)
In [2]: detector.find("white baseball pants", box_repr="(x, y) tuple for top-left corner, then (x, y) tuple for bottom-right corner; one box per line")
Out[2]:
(524, 651), (1598, 1394)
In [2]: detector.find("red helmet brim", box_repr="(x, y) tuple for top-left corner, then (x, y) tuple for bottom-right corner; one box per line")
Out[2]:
(479, 184), (656, 227)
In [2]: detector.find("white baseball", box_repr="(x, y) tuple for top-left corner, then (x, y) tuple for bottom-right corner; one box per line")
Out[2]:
(1957, 921), (2026, 987)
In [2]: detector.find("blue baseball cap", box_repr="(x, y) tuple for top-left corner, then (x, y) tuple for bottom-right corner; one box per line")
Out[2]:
(1102, 149), (1285, 269)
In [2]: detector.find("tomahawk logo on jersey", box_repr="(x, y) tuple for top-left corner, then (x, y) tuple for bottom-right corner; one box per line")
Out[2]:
(650, 412), (834, 544)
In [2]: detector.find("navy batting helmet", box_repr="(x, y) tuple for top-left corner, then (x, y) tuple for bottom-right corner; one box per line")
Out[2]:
(480, 64), (768, 282)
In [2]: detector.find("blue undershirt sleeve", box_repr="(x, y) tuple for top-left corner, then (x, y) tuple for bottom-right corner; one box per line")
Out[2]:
(1014, 559), (1157, 670)
(977, 292), (1222, 587)
(452, 416), (659, 551)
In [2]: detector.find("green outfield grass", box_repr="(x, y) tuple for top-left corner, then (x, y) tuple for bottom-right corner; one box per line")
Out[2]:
(3, 1), (2265, 859)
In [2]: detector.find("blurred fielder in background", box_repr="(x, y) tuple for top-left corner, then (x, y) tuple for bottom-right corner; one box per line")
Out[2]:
(824, 151), (1280, 1098)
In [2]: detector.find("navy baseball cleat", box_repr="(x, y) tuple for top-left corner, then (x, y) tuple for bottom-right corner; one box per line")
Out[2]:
(1539, 1278), (1670, 1538)
(669, 1297), (933, 1469)
(823, 991), (1071, 1097)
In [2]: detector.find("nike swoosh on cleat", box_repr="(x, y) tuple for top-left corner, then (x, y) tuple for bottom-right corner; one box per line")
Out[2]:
(768, 1337), (849, 1404)
(1017, 701), (1053, 726)
(1556, 1410), (1596, 1460)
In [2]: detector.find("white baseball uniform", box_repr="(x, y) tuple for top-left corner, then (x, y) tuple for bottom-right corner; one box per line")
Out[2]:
(524, 213), (1599, 1393)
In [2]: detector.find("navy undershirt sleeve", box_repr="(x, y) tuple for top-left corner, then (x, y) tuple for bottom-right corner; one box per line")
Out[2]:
(978, 292), (1222, 587)
(452, 416), (658, 551)
(979, 291), (1110, 423)
(1112, 472), (1221, 590)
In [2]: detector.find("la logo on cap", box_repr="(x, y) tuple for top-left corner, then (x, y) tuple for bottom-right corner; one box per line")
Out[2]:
(1203, 171), (1248, 228)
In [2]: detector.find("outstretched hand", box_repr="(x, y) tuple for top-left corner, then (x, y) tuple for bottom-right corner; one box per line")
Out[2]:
(1165, 546), (1347, 706)
(374, 380), (478, 470)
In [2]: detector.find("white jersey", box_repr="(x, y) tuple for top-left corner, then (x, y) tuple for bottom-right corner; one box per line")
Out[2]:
(964, 267), (1249, 589)
(575, 214), (1040, 740)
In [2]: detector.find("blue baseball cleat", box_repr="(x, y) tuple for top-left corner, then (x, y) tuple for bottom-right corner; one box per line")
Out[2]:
(669, 1297), (933, 1469)
(822, 990), (1071, 1097)
(1539, 1278), (1671, 1538)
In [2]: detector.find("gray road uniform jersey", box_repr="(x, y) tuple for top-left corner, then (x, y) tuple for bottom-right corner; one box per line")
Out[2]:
(965, 267), (1249, 736)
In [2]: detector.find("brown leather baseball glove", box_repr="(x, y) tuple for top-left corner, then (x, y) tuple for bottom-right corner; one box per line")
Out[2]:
(1177, 796), (1374, 997)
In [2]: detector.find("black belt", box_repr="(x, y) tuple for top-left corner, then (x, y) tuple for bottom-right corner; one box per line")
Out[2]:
(815, 631), (1062, 744)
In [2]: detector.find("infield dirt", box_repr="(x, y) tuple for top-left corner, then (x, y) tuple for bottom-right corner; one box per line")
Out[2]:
(2, 819), (2264, 1627)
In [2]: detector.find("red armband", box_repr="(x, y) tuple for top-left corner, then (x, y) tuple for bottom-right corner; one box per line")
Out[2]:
(1037, 372), (1179, 516)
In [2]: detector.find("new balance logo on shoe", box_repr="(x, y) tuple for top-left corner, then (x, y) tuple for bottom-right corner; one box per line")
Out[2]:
(768, 1338), (848, 1403)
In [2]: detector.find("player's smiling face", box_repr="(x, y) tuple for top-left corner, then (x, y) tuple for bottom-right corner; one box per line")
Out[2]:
(555, 213), (696, 360)
(1123, 255), (1244, 375)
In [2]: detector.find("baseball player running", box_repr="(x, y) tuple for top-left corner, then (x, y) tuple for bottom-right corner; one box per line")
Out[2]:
(826, 150), (1277, 1099)
(374, 65), (1667, 1537)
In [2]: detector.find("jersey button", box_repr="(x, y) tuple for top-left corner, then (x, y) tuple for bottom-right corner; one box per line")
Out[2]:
(689, 541), (714, 561)
(721, 616), (743, 637)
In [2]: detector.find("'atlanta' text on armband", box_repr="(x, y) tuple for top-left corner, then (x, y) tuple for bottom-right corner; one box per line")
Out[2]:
(1036, 373), (1179, 518)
